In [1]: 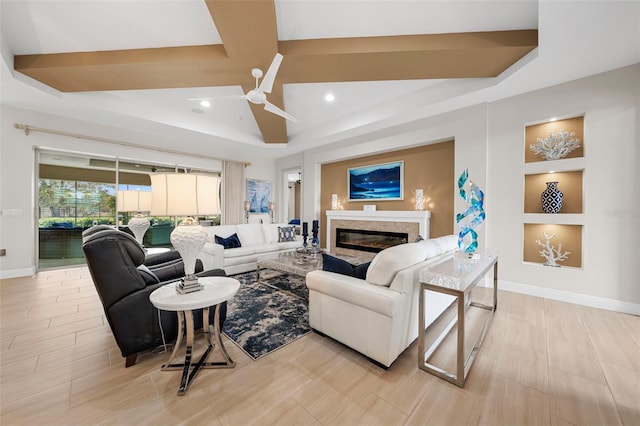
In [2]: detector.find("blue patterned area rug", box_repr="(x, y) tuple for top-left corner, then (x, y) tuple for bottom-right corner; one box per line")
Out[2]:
(222, 271), (311, 360)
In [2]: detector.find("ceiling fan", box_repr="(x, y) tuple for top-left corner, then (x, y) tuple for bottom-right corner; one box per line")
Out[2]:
(192, 53), (298, 123)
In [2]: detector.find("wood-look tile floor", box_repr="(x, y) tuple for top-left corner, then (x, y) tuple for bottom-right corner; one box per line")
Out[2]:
(1, 266), (638, 425)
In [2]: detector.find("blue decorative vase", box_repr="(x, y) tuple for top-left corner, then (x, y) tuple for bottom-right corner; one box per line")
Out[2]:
(541, 181), (563, 214)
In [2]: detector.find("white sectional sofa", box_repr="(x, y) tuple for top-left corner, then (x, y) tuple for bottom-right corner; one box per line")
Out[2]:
(197, 223), (303, 275)
(306, 235), (458, 367)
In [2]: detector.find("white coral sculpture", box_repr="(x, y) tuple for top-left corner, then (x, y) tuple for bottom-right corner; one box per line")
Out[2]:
(530, 130), (581, 161)
(535, 232), (570, 267)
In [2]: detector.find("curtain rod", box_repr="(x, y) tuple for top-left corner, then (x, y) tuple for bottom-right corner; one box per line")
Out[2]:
(13, 123), (251, 167)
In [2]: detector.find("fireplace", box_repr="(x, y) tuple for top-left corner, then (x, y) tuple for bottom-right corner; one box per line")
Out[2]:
(326, 210), (430, 258)
(336, 228), (408, 253)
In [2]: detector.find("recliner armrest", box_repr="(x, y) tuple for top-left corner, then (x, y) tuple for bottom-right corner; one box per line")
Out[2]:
(144, 250), (181, 267)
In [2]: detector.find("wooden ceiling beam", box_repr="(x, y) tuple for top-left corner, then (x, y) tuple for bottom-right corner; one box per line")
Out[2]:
(278, 30), (538, 83)
(13, 45), (239, 92)
(205, 0), (287, 143)
(12, 0), (536, 145)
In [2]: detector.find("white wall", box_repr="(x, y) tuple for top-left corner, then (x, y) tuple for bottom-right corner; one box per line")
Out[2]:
(299, 64), (639, 314)
(0, 106), (272, 278)
(488, 64), (639, 312)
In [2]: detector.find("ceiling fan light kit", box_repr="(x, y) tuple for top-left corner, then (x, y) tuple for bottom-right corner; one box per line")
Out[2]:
(191, 53), (298, 123)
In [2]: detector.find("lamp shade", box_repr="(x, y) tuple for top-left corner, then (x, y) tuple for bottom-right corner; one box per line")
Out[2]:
(150, 174), (220, 216)
(117, 190), (152, 212)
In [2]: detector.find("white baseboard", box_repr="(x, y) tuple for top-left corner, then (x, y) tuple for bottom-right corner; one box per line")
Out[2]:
(0, 266), (36, 280)
(499, 280), (640, 316)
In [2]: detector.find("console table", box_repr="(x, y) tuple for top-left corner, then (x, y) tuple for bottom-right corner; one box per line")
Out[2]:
(149, 276), (239, 395)
(418, 249), (498, 387)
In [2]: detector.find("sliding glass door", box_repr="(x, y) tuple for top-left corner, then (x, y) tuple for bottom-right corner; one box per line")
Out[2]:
(37, 150), (222, 270)
(38, 151), (117, 269)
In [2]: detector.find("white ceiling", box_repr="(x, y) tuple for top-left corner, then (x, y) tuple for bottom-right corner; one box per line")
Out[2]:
(1, 1), (638, 161)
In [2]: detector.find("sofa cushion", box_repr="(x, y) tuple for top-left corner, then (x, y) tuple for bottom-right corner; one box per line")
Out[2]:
(366, 242), (431, 286)
(278, 226), (296, 242)
(223, 246), (256, 259)
(215, 233), (242, 249)
(415, 239), (442, 260)
(261, 224), (280, 244)
(206, 225), (237, 243)
(322, 253), (371, 280)
(433, 234), (459, 253)
(236, 224), (265, 246)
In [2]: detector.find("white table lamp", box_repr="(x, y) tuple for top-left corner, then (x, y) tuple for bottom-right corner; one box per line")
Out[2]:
(116, 190), (152, 245)
(150, 173), (221, 294)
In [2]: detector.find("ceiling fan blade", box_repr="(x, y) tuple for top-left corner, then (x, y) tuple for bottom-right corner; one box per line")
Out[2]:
(258, 53), (283, 94)
(264, 100), (298, 123)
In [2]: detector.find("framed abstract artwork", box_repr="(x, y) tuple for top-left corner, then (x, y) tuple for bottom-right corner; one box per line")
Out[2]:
(246, 179), (271, 213)
(348, 161), (404, 201)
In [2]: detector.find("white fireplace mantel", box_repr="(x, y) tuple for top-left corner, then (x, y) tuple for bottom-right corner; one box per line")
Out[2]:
(325, 210), (431, 250)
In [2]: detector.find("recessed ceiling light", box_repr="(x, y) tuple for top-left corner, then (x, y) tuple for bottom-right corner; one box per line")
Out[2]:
(324, 93), (335, 102)
(200, 100), (211, 108)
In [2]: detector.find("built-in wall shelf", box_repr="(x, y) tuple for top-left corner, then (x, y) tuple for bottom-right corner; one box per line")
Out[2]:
(523, 223), (583, 268)
(523, 213), (584, 225)
(524, 170), (583, 214)
(524, 156), (584, 175)
(522, 115), (585, 269)
(525, 116), (584, 163)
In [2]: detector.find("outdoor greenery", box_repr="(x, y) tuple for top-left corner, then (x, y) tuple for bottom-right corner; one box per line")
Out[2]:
(39, 179), (115, 228)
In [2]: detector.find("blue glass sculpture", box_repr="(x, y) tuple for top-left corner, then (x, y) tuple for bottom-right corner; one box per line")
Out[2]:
(456, 169), (485, 253)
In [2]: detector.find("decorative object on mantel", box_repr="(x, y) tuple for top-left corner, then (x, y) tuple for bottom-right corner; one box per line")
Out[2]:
(331, 194), (339, 210)
(535, 231), (570, 267)
(541, 181), (563, 213)
(415, 189), (425, 211)
(456, 169), (485, 254)
(363, 205), (376, 212)
(529, 130), (581, 161)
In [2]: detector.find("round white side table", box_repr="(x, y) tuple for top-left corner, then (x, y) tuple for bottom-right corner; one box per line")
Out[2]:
(150, 276), (240, 395)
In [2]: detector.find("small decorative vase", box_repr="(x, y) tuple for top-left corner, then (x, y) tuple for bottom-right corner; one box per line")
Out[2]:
(541, 181), (563, 214)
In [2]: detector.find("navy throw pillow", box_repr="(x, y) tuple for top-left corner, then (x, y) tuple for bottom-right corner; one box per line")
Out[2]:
(322, 253), (371, 279)
(215, 233), (242, 249)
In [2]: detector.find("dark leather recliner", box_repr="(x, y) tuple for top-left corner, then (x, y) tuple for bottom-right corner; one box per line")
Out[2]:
(81, 227), (227, 367)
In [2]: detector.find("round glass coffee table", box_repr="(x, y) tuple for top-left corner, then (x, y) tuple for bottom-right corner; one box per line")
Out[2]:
(150, 276), (240, 395)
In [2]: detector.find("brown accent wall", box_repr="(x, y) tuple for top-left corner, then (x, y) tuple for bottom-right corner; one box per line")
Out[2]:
(320, 141), (454, 239)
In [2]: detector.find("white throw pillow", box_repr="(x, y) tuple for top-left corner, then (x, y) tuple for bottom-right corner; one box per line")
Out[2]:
(236, 224), (265, 246)
(366, 242), (428, 286)
(261, 224), (280, 244)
